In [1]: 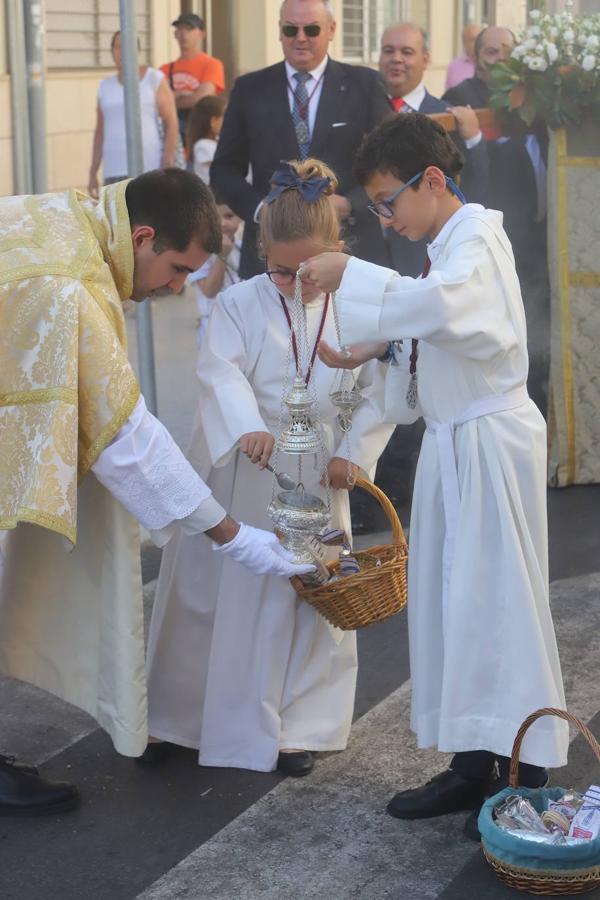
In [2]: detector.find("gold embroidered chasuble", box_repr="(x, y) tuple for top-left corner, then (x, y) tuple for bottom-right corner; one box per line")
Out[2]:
(0, 183), (148, 756)
(0, 182), (140, 543)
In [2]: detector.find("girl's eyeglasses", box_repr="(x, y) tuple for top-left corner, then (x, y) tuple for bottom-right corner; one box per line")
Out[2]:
(281, 24), (321, 38)
(266, 268), (298, 286)
(367, 171), (424, 219)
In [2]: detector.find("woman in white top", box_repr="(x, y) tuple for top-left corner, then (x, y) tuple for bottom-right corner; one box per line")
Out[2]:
(88, 32), (178, 198)
(186, 95), (226, 185)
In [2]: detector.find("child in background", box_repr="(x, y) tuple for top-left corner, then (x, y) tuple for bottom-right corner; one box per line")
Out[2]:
(142, 159), (394, 777)
(188, 191), (242, 351)
(186, 94), (226, 184)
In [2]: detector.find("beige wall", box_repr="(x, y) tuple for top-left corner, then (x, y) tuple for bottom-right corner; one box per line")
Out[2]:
(234, 0), (344, 75)
(42, 0), (182, 193)
(233, 0), (524, 97)
(0, 0), (530, 197)
(0, 0), (183, 197)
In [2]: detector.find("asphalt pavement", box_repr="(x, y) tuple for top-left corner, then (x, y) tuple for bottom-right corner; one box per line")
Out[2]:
(1, 291), (599, 900)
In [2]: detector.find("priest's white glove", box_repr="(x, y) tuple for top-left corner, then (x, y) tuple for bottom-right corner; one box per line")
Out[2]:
(213, 523), (315, 578)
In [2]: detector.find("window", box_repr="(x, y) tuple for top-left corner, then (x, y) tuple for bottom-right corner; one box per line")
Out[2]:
(342, 1), (429, 63)
(46, 0), (151, 69)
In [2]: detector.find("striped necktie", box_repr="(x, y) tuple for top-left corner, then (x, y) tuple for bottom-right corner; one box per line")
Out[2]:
(292, 71), (312, 160)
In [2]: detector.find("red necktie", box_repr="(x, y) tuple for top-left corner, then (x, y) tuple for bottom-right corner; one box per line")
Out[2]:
(391, 96), (406, 113)
(482, 124), (503, 142)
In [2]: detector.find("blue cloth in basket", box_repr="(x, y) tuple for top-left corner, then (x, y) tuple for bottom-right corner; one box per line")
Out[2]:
(479, 786), (600, 872)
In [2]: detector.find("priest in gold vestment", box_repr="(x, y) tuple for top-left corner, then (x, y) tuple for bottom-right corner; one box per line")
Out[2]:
(0, 169), (312, 815)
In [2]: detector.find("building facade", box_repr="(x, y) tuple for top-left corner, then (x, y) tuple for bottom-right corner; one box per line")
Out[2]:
(0, 0), (537, 197)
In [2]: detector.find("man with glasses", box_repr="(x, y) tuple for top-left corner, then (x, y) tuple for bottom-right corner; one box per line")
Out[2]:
(211, 0), (393, 280)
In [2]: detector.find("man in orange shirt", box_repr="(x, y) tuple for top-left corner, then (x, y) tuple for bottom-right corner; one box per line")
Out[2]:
(161, 13), (225, 142)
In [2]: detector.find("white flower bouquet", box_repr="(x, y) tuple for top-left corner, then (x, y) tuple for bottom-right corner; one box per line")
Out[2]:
(488, 8), (600, 129)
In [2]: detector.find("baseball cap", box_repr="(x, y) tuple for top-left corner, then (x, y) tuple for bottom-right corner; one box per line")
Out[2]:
(172, 13), (205, 29)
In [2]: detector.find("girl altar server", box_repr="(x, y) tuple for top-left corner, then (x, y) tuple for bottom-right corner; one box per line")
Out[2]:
(143, 159), (394, 776)
(301, 114), (568, 838)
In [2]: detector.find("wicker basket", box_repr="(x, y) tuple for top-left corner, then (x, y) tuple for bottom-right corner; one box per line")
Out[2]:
(290, 477), (408, 630)
(481, 708), (600, 895)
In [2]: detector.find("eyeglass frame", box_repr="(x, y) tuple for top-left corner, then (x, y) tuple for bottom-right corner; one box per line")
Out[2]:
(367, 171), (424, 220)
(265, 266), (300, 286)
(280, 23), (322, 38)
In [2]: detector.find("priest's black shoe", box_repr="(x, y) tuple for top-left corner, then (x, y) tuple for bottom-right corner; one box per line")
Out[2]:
(0, 754), (38, 777)
(0, 755), (80, 816)
(387, 769), (489, 820)
(277, 750), (314, 777)
(136, 741), (173, 765)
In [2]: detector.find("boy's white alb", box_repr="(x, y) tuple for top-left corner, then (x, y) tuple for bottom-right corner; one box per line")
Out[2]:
(335, 204), (568, 768)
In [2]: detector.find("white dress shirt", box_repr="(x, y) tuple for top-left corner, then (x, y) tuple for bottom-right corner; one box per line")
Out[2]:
(399, 80), (427, 111)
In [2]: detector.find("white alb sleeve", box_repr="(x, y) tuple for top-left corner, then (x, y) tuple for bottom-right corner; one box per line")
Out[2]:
(91, 396), (224, 536)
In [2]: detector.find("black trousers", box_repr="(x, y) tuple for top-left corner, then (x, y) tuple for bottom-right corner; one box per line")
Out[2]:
(450, 750), (547, 787)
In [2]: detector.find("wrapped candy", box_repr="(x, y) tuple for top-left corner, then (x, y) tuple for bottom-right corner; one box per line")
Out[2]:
(569, 785), (600, 840)
(541, 809), (571, 835)
(338, 552), (360, 576)
(494, 795), (549, 834)
(501, 828), (566, 846)
(493, 789), (600, 847)
(548, 791), (583, 823)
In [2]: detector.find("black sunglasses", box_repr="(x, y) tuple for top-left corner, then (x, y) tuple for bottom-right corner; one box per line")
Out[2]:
(281, 24), (321, 38)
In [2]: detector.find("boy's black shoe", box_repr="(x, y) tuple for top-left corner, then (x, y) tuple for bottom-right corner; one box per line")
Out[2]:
(277, 751), (314, 777)
(387, 769), (489, 820)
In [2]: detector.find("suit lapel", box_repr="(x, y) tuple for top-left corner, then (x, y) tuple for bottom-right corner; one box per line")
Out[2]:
(310, 59), (345, 159)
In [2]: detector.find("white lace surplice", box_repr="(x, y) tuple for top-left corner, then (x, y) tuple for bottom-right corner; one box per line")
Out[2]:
(91, 396), (226, 545)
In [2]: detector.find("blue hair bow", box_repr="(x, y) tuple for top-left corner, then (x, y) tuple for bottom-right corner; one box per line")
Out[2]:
(264, 160), (331, 204)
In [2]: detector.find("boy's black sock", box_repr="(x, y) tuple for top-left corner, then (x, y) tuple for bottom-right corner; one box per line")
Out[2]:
(450, 750), (496, 782)
(451, 751), (547, 788)
(496, 755), (548, 788)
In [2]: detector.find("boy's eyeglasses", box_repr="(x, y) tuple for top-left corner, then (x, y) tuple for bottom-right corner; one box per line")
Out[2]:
(266, 268), (298, 286)
(281, 24), (322, 38)
(367, 171), (424, 219)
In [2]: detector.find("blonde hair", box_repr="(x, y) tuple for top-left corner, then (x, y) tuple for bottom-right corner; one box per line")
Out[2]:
(260, 158), (340, 253)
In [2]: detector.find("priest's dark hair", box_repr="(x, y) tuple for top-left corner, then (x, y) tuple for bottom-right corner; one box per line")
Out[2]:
(125, 168), (222, 255)
(354, 113), (464, 188)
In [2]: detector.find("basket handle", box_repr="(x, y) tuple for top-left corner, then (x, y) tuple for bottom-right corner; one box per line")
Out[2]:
(354, 476), (407, 551)
(509, 707), (600, 788)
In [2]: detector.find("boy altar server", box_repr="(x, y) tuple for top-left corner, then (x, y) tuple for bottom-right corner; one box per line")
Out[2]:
(301, 114), (567, 840)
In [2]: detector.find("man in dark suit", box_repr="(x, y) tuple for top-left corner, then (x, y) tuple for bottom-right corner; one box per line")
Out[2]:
(443, 25), (547, 270)
(211, 0), (393, 279)
(443, 26), (550, 415)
